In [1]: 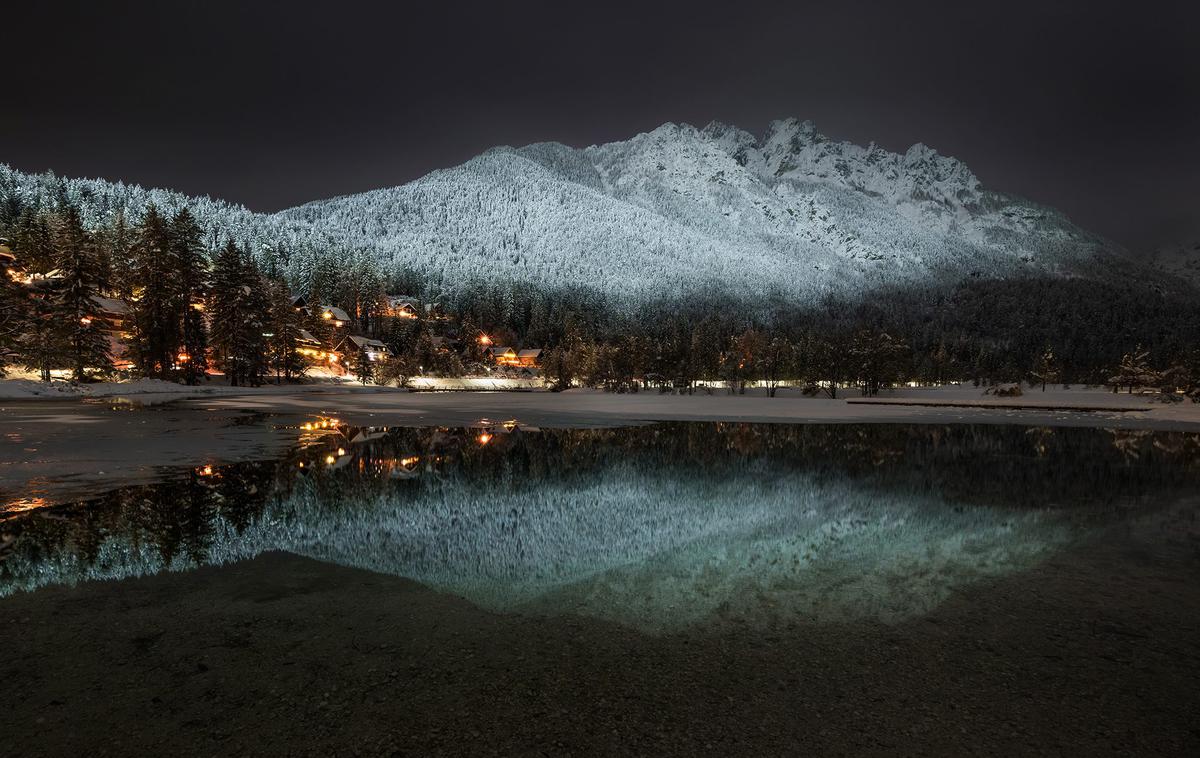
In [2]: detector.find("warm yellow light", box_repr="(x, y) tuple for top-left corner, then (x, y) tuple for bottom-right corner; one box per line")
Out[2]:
(322, 311), (333, 320)
(478, 334), (492, 345)
(477, 433), (492, 445)
(325, 454), (336, 465)
(80, 316), (92, 325)
(298, 461), (305, 468)
(198, 465), (213, 476)
(337, 447), (346, 456)
(177, 353), (190, 363)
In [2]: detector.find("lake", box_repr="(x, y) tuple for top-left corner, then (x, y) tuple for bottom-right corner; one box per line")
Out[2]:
(3, 418), (1199, 755)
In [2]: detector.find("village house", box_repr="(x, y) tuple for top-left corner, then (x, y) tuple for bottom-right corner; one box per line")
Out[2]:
(429, 335), (457, 354)
(318, 305), (351, 327)
(382, 295), (420, 319)
(85, 295), (135, 371)
(294, 328), (334, 362)
(516, 348), (543, 368)
(290, 294), (312, 316)
(339, 334), (391, 363)
(488, 346), (519, 366)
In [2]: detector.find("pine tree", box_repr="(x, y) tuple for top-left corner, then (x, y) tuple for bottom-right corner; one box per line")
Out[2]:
(21, 285), (64, 381)
(266, 279), (308, 383)
(171, 209), (209, 385)
(52, 206), (112, 381)
(352, 343), (374, 385)
(1109, 345), (1157, 394)
(129, 205), (181, 379)
(9, 207), (54, 275)
(0, 254), (25, 376)
(1030, 347), (1059, 392)
(209, 240), (268, 386)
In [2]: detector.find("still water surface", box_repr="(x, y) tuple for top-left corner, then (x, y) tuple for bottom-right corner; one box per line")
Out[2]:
(3, 421), (1198, 631)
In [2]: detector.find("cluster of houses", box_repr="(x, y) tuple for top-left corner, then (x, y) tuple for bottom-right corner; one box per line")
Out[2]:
(286, 294), (544, 377)
(1, 238), (542, 379)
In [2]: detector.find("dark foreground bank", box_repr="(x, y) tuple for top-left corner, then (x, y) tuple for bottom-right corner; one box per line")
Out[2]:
(5, 516), (1199, 757)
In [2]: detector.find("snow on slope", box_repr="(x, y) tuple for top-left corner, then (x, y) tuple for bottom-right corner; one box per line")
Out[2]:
(0, 164), (366, 288)
(3, 118), (1137, 310)
(282, 118), (1128, 308)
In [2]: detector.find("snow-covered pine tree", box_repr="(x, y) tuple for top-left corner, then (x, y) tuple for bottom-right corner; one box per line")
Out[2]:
(0, 255), (24, 375)
(171, 209), (209, 385)
(209, 240), (268, 386)
(351, 343), (374, 385)
(52, 206), (112, 381)
(266, 278), (308, 383)
(8, 207), (54, 275)
(129, 205), (182, 379)
(1030, 347), (1059, 392)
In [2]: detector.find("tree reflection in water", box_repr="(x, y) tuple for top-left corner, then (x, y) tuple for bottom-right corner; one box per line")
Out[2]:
(3, 422), (1198, 631)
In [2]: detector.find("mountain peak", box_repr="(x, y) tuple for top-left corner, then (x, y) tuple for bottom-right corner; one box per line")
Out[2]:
(765, 117), (827, 146)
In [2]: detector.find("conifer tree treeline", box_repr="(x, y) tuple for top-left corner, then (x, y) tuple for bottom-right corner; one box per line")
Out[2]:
(0, 201), (323, 385)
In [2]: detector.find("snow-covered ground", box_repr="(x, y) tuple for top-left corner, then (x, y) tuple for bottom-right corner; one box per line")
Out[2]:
(175, 384), (1200, 430)
(0, 377), (226, 400)
(0, 375), (544, 401)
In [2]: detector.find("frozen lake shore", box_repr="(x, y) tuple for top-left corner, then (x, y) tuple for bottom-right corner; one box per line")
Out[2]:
(3, 383), (1199, 506)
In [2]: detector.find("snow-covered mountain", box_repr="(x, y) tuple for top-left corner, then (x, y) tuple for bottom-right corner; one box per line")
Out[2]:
(281, 118), (1134, 307)
(1, 118), (1156, 309)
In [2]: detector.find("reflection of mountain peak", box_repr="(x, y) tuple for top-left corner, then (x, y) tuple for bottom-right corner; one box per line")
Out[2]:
(8, 424), (1193, 632)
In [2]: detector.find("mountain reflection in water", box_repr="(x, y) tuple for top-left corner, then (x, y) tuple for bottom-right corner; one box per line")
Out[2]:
(2, 422), (1198, 631)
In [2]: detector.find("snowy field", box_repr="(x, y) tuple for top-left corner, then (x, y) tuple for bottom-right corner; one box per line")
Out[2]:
(170, 383), (1200, 430)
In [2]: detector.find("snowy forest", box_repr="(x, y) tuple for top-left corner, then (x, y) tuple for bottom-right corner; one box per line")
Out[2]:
(2, 114), (1200, 396)
(1, 193), (1198, 397)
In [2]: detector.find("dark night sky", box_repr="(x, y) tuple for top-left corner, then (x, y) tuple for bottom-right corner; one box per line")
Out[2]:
(5, 1), (1198, 251)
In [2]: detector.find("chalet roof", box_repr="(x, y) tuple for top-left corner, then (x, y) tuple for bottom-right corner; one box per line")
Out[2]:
(90, 295), (131, 316)
(385, 294), (420, 306)
(347, 335), (389, 351)
(297, 328), (321, 345)
(489, 346), (517, 356)
(290, 294), (308, 306)
(517, 348), (543, 358)
(320, 305), (351, 322)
